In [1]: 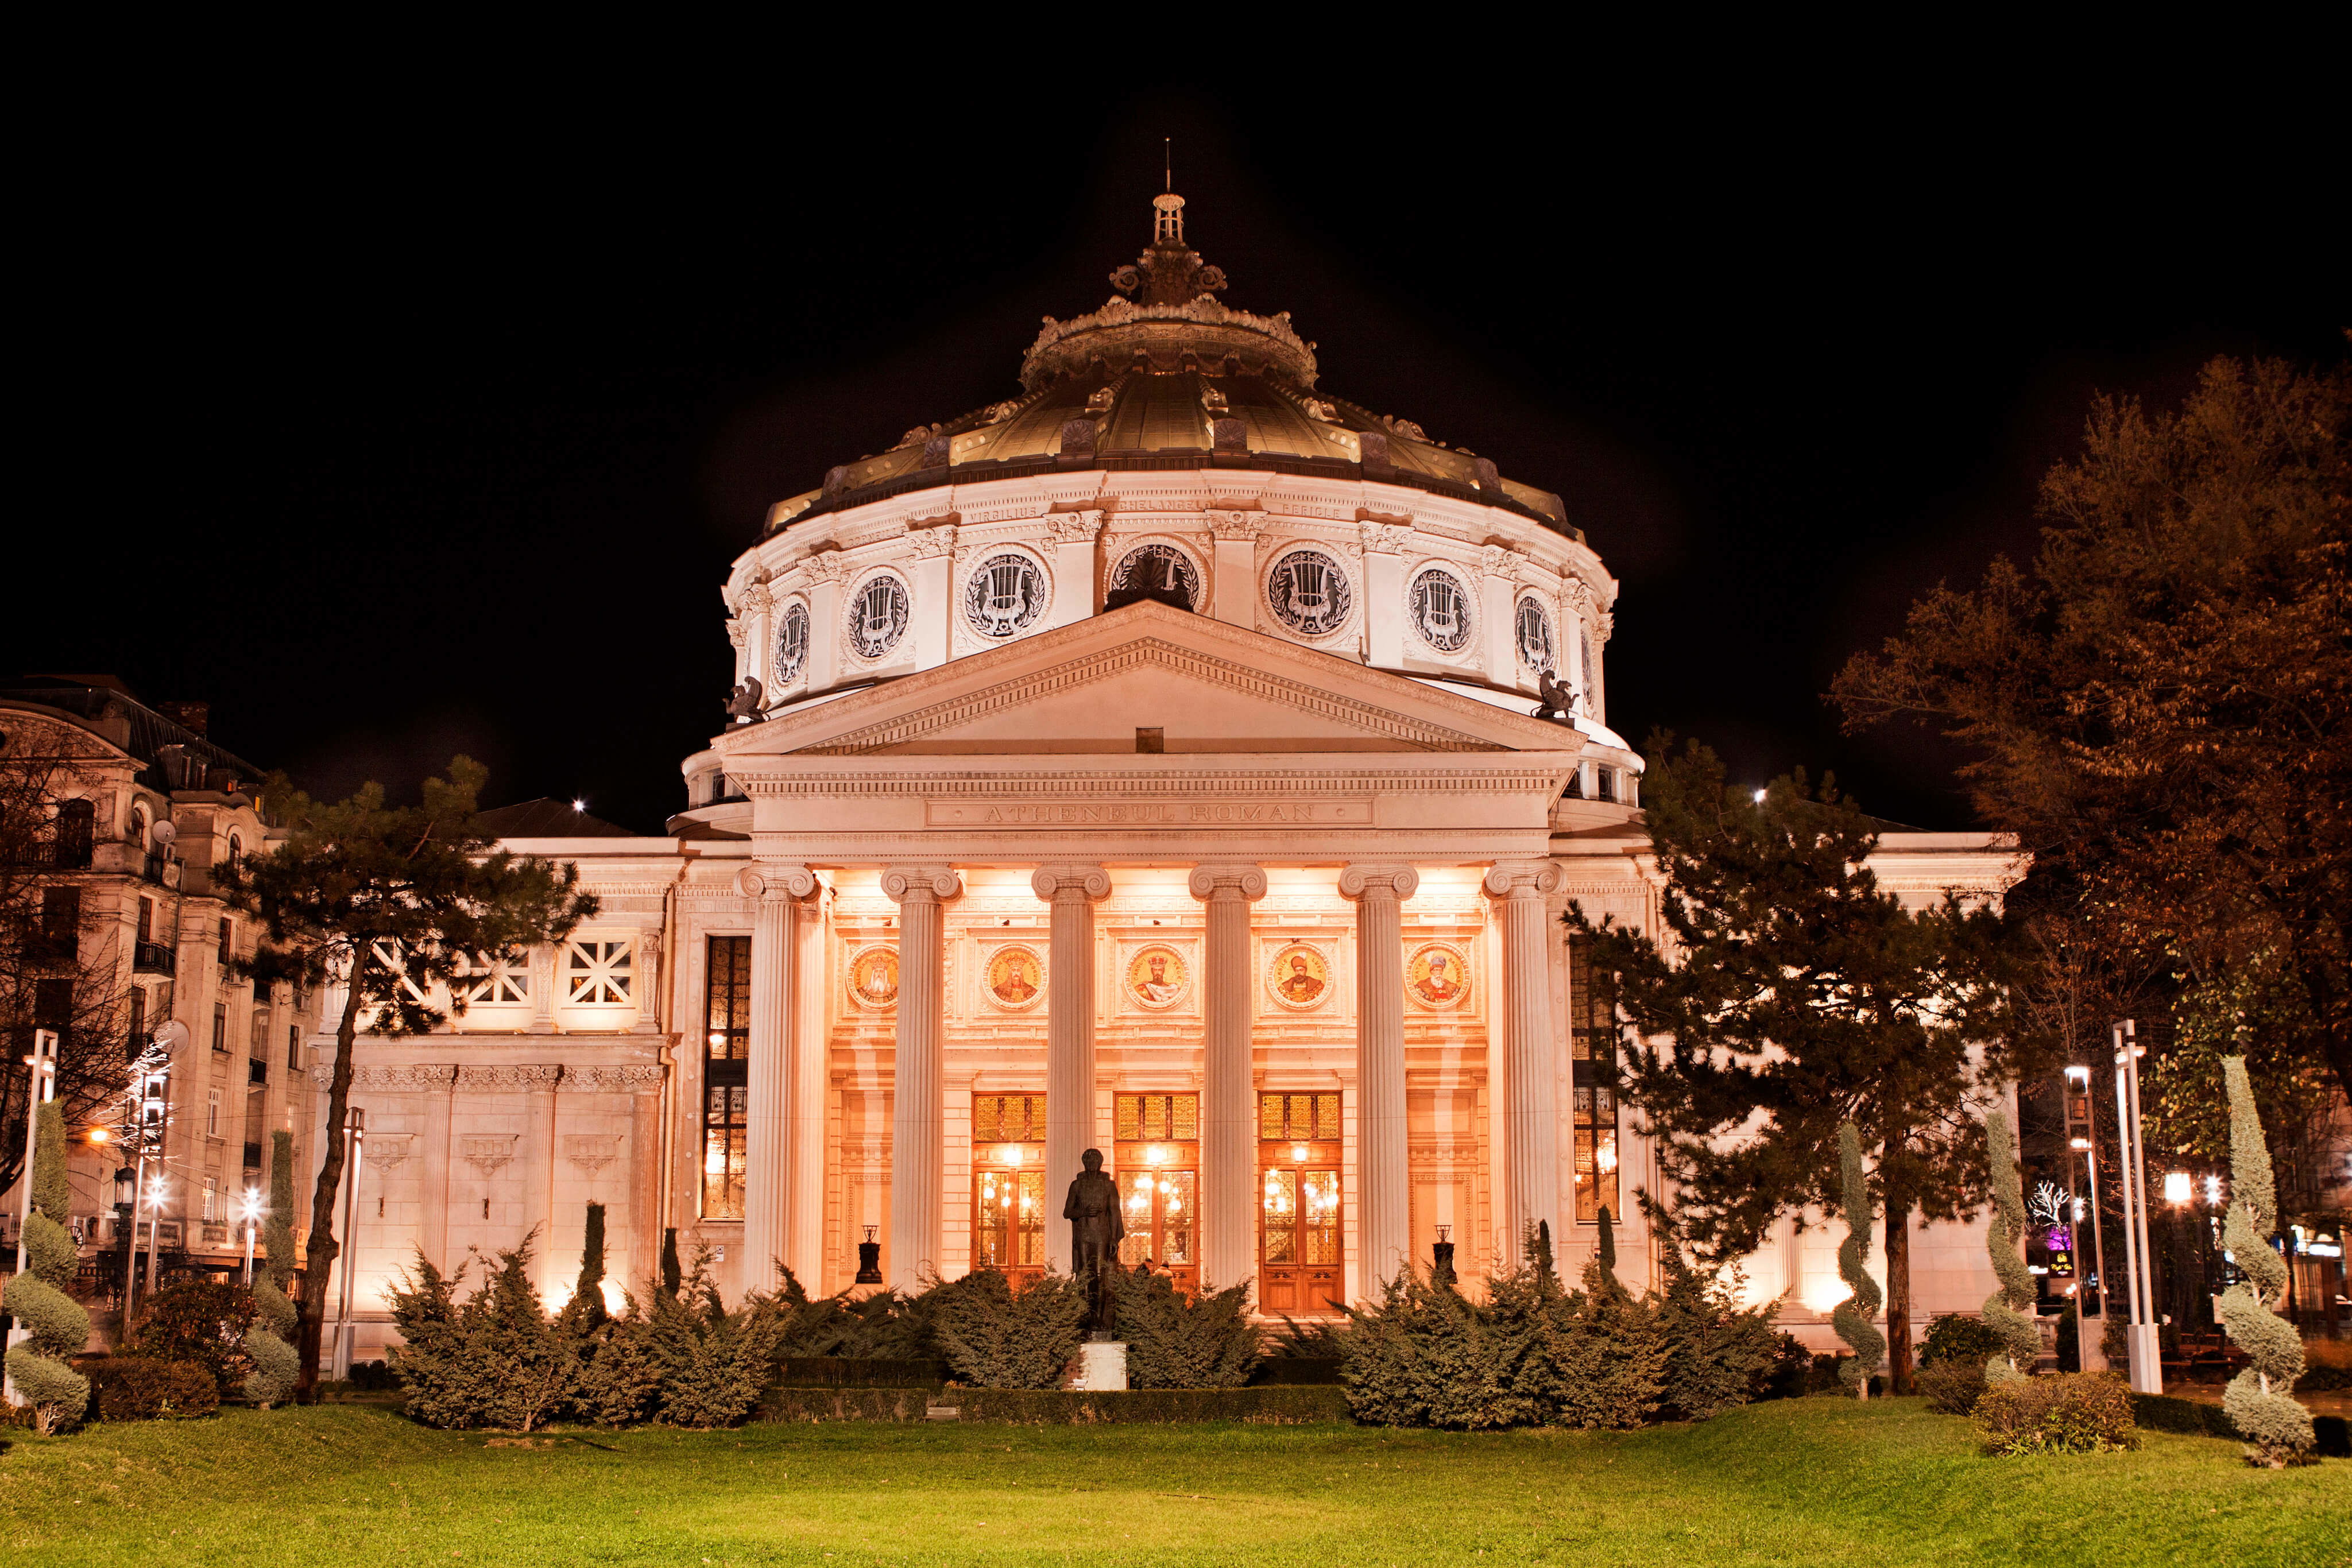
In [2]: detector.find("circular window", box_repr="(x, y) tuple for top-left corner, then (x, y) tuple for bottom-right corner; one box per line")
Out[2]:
(1408, 567), (1474, 653)
(963, 552), (1049, 640)
(846, 572), (911, 660)
(1266, 548), (1352, 638)
(773, 601), (811, 687)
(1515, 596), (1556, 673)
(1108, 543), (1201, 610)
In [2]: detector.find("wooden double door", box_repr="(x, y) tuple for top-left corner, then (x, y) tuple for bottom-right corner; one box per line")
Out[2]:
(1115, 1092), (1199, 1294)
(1259, 1091), (1343, 1314)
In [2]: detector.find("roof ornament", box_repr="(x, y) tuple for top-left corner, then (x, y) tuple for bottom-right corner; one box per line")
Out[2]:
(1531, 670), (1582, 726)
(1109, 166), (1228, 307)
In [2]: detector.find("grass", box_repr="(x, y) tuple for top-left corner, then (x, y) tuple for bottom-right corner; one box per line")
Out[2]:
(2, 1398), (2345, 1567)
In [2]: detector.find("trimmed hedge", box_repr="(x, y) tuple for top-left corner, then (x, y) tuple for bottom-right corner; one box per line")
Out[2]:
(2131, 1392), (2351, 1458)
(86, 1357), (220, 1421)
(1248, 1357), (1345, 1387)
(953, 1387), (1351, 1424)
(773, 1356), (949, 1388)
(1975, 1372), (2138, 1455)
(759, 1388), (937, 1423)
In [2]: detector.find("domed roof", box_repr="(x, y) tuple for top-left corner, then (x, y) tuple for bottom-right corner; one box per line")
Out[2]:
(765, 193), (1575, 541)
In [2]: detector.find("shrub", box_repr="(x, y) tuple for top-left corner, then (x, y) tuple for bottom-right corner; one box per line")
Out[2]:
(1651, 1248), (1777, 1422)
(926, 1267), (1086, 1390)
(129, 1281), (256, 1397)
(389, 1236), (581, 1431)
(952, 1387), (1352, 1424)
(1267, 1316), (1351, 1360)
(1918, 1312), (2009, 1368)
(1343, 1269), (1533, 1431)
(1979, 1109), (2041, 1384)
(246, 1129), (301, 1409)
(644, 1252), (785, 1427)
(771, 1356), (949, 1388)
(2, 1104), (88, 1434)
(1756, 1333), (1815, 1400)
(88, 1357), (221, 1420)
(1113, 1267), (1263, 1389)
(1975, 1372), (2140, 1455)
(2215, 1056), (2314, 1465)
(1915, 1358), (1989, 1415)
(572, 1304), (661, 1428)
(1831, 1122), (1885, 1396)
(768, 1270), (933, 1360)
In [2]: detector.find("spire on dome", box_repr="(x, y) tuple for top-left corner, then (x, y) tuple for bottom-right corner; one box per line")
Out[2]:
(1109, 183), (1228, 306)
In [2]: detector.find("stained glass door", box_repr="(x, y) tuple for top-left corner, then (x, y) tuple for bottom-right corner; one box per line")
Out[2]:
(1259, 1091), (1344, 1314)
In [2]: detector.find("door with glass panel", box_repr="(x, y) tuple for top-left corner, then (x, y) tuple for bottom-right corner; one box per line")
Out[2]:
(971, 1093), (1046, 1284)
(1114, 1093), (1198, 1294)
(1259, 1091), (1343, 1314)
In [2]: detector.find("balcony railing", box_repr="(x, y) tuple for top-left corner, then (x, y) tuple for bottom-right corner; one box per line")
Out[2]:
(133, 941), (176, 975)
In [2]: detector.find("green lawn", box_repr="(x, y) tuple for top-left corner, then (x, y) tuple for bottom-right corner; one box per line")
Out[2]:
(2, 1399), (2344, 1567)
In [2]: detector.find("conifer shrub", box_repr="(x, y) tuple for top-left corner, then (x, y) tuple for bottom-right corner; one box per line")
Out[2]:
(1980, 1108), (2041, 1384)
(1913, 1359), (1989, 1415)
(388, 1236), (581, 1431)
(129, 1281), (256, 1397)
(1757, 1333), (1816, 1400)
(245, 1129), (301, 1408)
(1558, 1243), (1670, 1430)
(1651, 1247), (1778, 1422)
(767, 1268), (933, 1360)
(924, 1266), (1086, 1390)
(1831, 1122), (1885, 1397)
(1113, 1267), (1263, 1389)
(643, 1249), (786, 1427)
(570, 1302), (660, 1428)
(1974, 1371), (2139, 1455)
(1343, 1269), (1532, 1430)
(87, 1357), (221, 1420)
(1918, 1313), (2009, 1368)
(571, 1202), (609, 1331)
(2215, 1057), (2314, 1465)
(2, 1102), (90, 1434)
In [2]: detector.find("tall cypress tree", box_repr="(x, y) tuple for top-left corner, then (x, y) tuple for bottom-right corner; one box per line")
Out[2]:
(1568, 738), (2040, 1392)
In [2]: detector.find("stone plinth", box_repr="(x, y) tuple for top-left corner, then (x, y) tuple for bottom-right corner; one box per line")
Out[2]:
(1073, 1340), (1129, 1391)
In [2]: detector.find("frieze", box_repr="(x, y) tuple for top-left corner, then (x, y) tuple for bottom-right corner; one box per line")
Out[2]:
(461, 1135), (518, 1176)
(565, 1064), (664, 1091)
(455, 1064), (564, 1091)
(308, 1063), (460, 1090)
(930, 797), (1371, 828)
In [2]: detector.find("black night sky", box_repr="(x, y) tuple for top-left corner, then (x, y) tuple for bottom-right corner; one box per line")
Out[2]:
(14, 82), (2342, 833)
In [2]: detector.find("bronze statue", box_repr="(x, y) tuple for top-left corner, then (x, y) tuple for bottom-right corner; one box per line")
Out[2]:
(1063, 1148), (1124, 1334)
(1531, 669), (1580, 724)
(724, 676), (768, 723)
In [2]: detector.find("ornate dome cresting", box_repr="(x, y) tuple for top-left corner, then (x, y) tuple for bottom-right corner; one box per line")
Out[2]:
(766, 192), (1574, 541)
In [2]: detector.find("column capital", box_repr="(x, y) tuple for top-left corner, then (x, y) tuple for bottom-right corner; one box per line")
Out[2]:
(735, 863), (818, 901)
(1032, 864), (1112, 903)
(1187, 864), (1267, 902)
(1339, 863), (1419, 902)
(881, 865), (964, 905)
(1482, 861), (1563, 900)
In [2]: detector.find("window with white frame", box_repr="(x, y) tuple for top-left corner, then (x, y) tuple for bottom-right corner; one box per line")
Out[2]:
(565, 939), (634, 1005)
(207, 1086), (223, 1137)
(203, 1175), (219, 1222)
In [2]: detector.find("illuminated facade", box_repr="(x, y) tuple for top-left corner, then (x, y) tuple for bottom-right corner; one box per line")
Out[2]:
(314, 195), (2019, 1353)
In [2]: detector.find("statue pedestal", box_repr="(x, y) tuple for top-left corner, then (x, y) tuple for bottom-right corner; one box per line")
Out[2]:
(1074, 1339), (1128, 1391)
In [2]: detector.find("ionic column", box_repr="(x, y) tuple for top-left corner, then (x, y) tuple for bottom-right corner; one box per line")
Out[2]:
(787, 887), (830, 1289)
(1486, 861), (1564, 1262)
(1033, 864), (1112, 1275)
(1188, 864), (1267, 1293)
(737, 864), (816, 1292)
(1340, 863), (1418, 1291)
(883, 865), (962, 1290)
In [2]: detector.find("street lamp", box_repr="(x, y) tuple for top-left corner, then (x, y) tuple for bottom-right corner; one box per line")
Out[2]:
(241, 1188), (263, 1286)
(2164, 1170), (2195, 1207)
(331, 1106), (365, 1380)
(2113, 1020), (2162, 1393)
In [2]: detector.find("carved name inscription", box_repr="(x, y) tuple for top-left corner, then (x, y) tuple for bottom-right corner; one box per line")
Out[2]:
(926, 797), (1373, 827)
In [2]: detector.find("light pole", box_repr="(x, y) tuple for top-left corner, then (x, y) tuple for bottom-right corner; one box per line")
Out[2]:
(5, 1028), (61, 1408)
(2113, 1020), (2163, 1393)
(241, 1186), (262, 1286)
(331, 1106), (364, 1380)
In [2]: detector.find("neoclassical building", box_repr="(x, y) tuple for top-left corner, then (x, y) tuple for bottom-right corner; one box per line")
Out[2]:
(306, 193), (2017, 1350)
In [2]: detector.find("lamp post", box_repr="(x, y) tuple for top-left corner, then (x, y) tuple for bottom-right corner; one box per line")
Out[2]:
(331, 1106), (364, 1380)
(240, 1186), (262, 1286)
(2112, 1020), (2163, 1393)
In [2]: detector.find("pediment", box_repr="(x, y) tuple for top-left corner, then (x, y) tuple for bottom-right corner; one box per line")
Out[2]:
(721, 602), (1582, 760)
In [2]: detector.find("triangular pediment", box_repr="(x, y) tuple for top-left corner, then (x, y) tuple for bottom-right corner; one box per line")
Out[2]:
(720, 602), (1584, 761)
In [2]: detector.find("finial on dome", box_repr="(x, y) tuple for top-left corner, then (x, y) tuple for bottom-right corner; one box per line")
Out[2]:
(1153, 191), (1185, 246)
(1110, 171), (1226, 305)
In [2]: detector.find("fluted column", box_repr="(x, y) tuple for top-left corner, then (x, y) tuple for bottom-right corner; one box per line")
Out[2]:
(1033, 864), (1112, 1274)
(1188, 864), (1267, 1293)
(1340, 863), (1418, 1291)
(1486, 861), (1564, 1263)
(787, 886), (829, 1289)
(883, 865), (962, 1290)
(737, 864), (815, 1291)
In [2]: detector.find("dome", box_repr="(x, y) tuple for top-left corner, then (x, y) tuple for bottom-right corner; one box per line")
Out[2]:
(765, 193), (1575, 540)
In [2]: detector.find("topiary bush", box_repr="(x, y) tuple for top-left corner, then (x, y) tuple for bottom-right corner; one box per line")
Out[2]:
(129, 1281), (256, 1397)
(1918, 1312), (2010, 1368)
(245, 1129), (301, 1409)
(1113, 1267), (1262, 1389)
(2, 1102), (89, 1434)
(87, 1357), (220, 1420)
(1980, 1108), (2041, 1384)
(924, 1266), (1085, 1391)
(1975, 1371), (2140, 1455)
(2214, 1056), (2314, 1466)
(1831, 1121), (1886, 1397)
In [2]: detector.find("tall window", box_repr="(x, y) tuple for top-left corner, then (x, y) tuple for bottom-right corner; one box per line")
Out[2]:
(40, 886), (80, 947)
(1569, 936), (1620, 1224)
(972, 1093), (1046, 1273)
(207, 1086), (223, 1137)
(249, 1007), (270, 1056)
(1114, 1093), (1199, 1287)
(54, 798), (94, 868)
(212, 1001), (229, 1053)
(287, 1023), (302, 1073)
(701, 936), (752, 1219)
(127, 988), (146, 1051)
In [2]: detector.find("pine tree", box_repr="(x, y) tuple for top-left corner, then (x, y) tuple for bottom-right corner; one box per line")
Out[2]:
(1979, 1107), (2039, 1384)
(571, 1202), (609, 1331)
(219, 757), (597, 1399)
(245, 1129), (301, 1407)
(1568, 740), (2033, 1393)
(1832, 1121), (1886, 1398)
(2, 1101), (91, 1433)
(2215, 1056), (2314, 1464)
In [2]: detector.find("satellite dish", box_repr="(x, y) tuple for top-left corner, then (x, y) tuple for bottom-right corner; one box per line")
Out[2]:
(151, 1020), (191, 1053)
(151, 820), (176, 848)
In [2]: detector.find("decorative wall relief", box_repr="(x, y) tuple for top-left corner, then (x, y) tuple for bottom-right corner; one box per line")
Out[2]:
(460, 1135), (518, 1177)
(1405, 941), (1473, 1011)
(1123, 943), (1193, 1012)
(361, 1132), (414, 1173)
(563, 1134), (622, 1175)
(847, 944), (900, 1010)
(982, 943), (1046, 1011)
(1263, 942), (1333, 1012)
